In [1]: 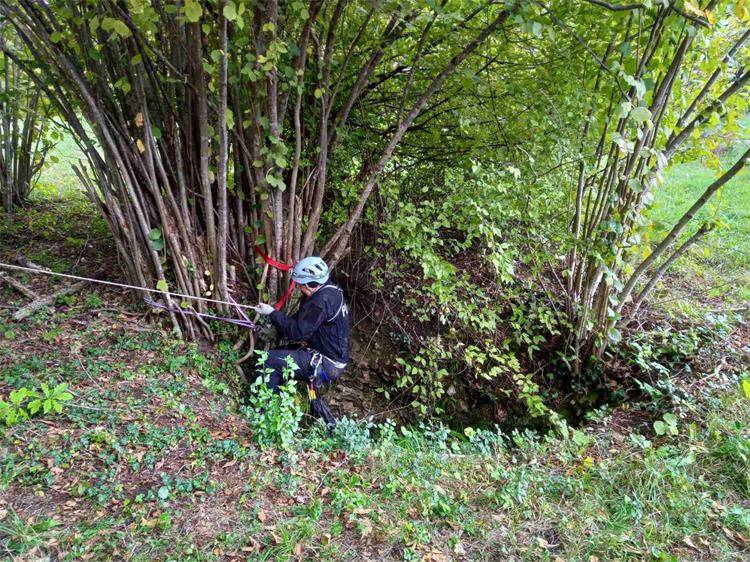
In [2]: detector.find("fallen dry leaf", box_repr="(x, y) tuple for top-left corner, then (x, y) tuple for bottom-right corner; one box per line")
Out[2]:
(683, 536), (699, 550)
(140, 516), (159, 529)
(423, 549), (450, 562)
(359, 518), (373, 538)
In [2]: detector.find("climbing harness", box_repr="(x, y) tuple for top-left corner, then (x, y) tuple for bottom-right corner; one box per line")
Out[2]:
(308, 350), (347, 384)
(318, 284), (348, 323)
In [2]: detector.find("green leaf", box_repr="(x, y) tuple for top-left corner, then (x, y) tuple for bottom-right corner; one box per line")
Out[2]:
(101, 17), (131, 39)
(616, 101), (631, 119)
(314, 88), (323, 99)
(630, 106), (652, 123)
(266, 175), (286, 190)
(158, 485), (170, 500)
(223, 1), (238, 21)
(27, 399), (42, 415)
(9, 388), (29, 406)
(6, 409), (18, 425)
(148, 228), (162, 241)
(653, 420), (666, 436)
(113, 19), (131, 38)
(151, 238), (164, 252)
(156, 279), (169, 292)
(184, 1), (203, 23)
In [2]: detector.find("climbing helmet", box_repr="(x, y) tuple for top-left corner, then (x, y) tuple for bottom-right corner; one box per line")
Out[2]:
(292, 256), (330, 285)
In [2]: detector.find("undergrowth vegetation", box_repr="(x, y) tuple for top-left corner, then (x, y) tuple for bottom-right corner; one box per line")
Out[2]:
(1, 309), (749, 559)
(1, 197), (749, 559)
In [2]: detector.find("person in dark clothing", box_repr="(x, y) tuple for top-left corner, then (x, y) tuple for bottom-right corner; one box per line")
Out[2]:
(256, 256), (349, 425)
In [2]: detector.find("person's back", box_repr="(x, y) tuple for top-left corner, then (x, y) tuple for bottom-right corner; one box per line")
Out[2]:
(298, 282), (349, 364)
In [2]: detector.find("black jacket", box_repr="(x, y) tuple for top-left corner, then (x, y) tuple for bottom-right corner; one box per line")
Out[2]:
(269, 282), (350, 364)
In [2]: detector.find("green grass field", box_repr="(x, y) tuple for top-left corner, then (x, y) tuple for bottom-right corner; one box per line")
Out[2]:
(648, 125), (750, 305)
(34, 125), (90, 199)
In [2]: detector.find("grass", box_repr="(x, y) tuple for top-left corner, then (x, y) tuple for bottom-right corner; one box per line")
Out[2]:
(34, 122), (91, 199)
(648, 118), (750, 305)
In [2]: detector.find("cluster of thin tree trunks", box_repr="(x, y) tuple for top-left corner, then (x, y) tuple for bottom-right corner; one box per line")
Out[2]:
(0, 0), (747, 371)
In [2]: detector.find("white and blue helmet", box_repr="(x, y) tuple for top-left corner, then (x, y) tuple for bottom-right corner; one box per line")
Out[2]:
(292, 256), (330, 285)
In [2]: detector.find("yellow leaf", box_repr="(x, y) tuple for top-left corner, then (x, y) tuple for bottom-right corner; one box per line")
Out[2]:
(741, 379), (750, 399)
(683, 0), (704, 16)
(135, 112), (144, 127)
(705, 9), (716, 25)
(257, 509), (267, 522)
(735, 0), (748, 19)
(136, 139), (146, 153)
(140, 516), (159, 528)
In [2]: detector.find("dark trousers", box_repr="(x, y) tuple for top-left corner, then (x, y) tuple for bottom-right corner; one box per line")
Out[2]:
(260, 349), (344, 426)
(262, 349), (319, 390)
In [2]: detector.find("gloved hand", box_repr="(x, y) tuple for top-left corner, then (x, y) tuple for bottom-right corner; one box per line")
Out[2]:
(256, 303), (275, 315)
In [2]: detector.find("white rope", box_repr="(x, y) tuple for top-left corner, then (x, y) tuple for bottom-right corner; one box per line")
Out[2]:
(0, 262), (261, 312)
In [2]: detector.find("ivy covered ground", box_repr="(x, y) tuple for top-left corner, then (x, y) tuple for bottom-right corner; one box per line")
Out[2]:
(2, 199), (750, 561)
